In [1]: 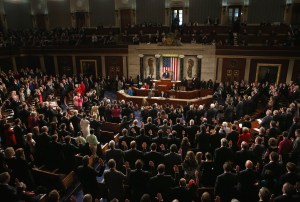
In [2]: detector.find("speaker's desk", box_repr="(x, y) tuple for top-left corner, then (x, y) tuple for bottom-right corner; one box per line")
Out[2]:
(117, 91), (213, 106)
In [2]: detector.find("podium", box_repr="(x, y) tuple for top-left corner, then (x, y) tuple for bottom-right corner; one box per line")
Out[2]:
(152, 80), (181, 91)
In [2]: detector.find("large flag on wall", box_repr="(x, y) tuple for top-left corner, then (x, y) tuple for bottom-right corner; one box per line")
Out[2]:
(162, 57), (179, 81)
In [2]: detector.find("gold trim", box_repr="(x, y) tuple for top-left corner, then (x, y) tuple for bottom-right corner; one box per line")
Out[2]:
(80, 60), (98, 78)
(255, 63), (281, 84)
(162, 54), (179, 57)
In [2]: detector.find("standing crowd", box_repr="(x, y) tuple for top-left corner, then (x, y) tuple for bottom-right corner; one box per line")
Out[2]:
(0, 68), (300, 202)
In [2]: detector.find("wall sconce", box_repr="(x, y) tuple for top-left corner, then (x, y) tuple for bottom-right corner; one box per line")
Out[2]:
(155, 54), (160, 58)
(138, 54), (144, 58)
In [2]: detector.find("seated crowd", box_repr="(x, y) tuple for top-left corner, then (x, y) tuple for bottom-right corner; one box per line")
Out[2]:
(0, 67), (300, 202)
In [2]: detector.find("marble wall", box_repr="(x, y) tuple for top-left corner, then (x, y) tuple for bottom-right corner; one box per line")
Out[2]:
(128, 44), (216, 81)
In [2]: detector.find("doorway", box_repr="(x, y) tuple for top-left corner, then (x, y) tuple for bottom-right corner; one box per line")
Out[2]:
(80, 60), (98, 78)
(120, 9), (132, 28)
(76, 12), (86, 28)
(228, 6), (241, 25)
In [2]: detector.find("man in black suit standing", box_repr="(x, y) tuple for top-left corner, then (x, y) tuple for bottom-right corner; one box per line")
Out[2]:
(170, 178), (192, 202)
(237, 160), (260, 202)
(76, 155), (105, 199)
(214, 138), (234, 175)
(144, 117), (158, 134)
(162, 70), (170, 79)
(235, 141), (255, 170)
(185, 119), (199, 148)
(105, 140), (125, 171)
(149, 164), (178, 201)
(144, 143), (164, 170)
(164, 144), (182, 175)
(274, 182), (300, 202)
(172, 118), (185, 139)
(124, 141), (144, 169)
(135, 128), (151, 151)
(214, 162), (238, 202)
(128, 159), (152, 202)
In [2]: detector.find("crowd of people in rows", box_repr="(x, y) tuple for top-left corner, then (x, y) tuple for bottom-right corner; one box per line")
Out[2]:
(1, 22), (299, 48)
(0, 67), (300, 202)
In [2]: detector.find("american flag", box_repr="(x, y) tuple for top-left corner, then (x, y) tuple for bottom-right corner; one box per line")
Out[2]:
(162, 57), (179, 81)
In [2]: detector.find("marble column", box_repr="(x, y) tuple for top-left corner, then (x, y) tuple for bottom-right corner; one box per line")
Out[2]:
(122, 56), (127, 78)
(39, 56), (46, 72)
(101, 56), (106, 77)
(138, 54), (144, 81)
(179, 55), (184, 81)
(197, 55), (203, 80)
(286, 59), (295, 83)
(244, 58), (251, 82)
(12, 57), (17, 72)
(72, 56), (77, 75)
(155, 54), (161, 80)
(53, 56), (59, 76)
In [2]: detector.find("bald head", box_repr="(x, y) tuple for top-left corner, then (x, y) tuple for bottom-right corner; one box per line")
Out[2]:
(245, 160), (253, 169)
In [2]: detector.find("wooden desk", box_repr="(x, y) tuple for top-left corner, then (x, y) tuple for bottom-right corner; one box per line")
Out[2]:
(117, 91), (213, 106)
(133, 87), (213, 99)
(152, 80), (181, 91)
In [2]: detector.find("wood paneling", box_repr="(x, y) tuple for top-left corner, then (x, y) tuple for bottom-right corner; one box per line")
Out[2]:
(44, 56), (56, 76)
(75, 56), (102, 78)
(292, 60), (300, 82)
(221, 58), (246, 82)
(57, 56), (73, 76)
(249, 59), (289, 83)
(105, 56), (123, 79)
(120, 9), (132, 28)
(0, 57), (13, 72)
(15, 56), (40, 70)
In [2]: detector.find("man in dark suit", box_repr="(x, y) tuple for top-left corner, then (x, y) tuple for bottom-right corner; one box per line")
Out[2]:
(262, 152), (285, 181)
(235, 141), (255, 170)
(62, 135), (79, 172)
(162, 70), (170, 79)
(128, 159), (152, 202)
(159, 119), (171, 135)
(70, 110), (81, 135)
(274, 182), (300, 202)
(214, 162), (238, 202)
(129, 119), (141, 136)
(149, 164), (178, 201)
(186, 105), (196, 123)
(206, 103), (217, 124)
(13, 118), (26, 149)
(48, 134), (64, 170)
(227, 125), (239, 152)
(135, 128), (151, 151)
(148, 105), (159, 120)
(144, 143), (164, 170)
(214, 138), (234, 175)
(169, 178), (192, 202)
(279, 162), (300, 189)
(172, 118), (185, 139)
(118, 128), (134, 151)
(237, 160), (259, 202)
(104, 159), (127, 201)
(105, 140), (125, 171)
(0, 172), (19, 202)
(76, 155), (105, 199)
(144, 117), (158, 135)
(164, 144), (182, 175)
(124, 141), (144, 169)
(185, 119), (199, 148)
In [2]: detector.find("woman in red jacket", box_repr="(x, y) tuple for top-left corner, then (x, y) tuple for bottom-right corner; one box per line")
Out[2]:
(237, 127), (252, 147)
(4, 123), (16, 148)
